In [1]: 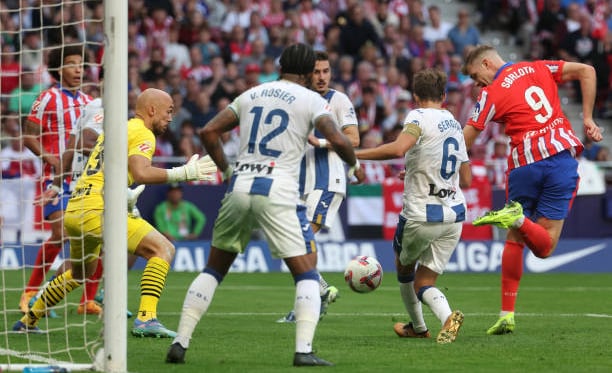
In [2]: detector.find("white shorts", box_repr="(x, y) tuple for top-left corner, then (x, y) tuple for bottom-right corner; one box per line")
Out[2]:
(393, 215), (462, 274)
(212, 192), (317, 259)
(303, 189), (344, 229)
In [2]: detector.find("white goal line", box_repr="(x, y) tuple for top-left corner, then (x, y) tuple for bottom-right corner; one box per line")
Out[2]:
(0, 347), (93, 372)
(156, 311), (612, 318)
(162, 284), (612, 292)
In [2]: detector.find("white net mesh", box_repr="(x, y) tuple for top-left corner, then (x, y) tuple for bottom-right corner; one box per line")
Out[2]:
(0, 0), (104, 370)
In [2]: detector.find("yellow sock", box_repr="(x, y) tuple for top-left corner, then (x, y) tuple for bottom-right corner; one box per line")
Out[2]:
(137, 257), (169, 322)
(26, 270), (80, 324)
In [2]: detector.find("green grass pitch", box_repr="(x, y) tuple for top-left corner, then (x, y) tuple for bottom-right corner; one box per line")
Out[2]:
(2, 271), (611, 372)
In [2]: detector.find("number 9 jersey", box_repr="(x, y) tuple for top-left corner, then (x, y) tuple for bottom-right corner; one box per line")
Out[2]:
(466, 60), (583, 170)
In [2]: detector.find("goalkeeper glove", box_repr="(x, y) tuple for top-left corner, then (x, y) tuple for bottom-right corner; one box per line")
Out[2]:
(127, 185), (145, 213)
(167, 154), (218, 182)
(131, 206), (141, 218)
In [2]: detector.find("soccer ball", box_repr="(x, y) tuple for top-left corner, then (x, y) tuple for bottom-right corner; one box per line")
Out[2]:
(344, 256), (383, 293)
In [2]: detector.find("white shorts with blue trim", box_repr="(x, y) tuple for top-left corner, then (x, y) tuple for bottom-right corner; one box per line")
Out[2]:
(212, 192), (317, 259)
(303, 189), (344, 229)
(393, 216), (462, 274)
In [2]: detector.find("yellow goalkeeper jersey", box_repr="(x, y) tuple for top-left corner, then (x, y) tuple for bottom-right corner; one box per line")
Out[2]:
(66, 118), (156, 212)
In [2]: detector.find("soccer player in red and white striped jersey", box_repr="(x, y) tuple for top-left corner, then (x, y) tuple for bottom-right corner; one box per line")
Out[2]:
(20, 44), (98, 315)
(462, 45), (603, 335)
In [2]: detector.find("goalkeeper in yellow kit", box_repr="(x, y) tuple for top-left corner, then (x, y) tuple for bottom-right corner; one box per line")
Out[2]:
(13, 88), (217, 337)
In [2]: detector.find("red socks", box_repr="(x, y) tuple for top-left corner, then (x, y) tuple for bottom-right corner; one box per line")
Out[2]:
(500, 217), (555, 313)
(500, 241), (524, 312)
(81, 258), (103, 304)
(25, 241), (62, 292)
(518, 218), (553, 258)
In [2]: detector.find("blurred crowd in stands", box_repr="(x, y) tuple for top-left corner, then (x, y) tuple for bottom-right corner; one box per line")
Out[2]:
(1, 0), (612, 189)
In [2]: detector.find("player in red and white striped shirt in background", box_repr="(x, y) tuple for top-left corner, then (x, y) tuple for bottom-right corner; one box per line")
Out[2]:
(462, 45), (603, 335)
(20, 44), (101, 316)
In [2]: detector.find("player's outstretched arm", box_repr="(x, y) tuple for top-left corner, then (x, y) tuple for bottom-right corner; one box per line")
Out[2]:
(128, 153), (217, 184)
(560, 62), (603, 142)
(200, 108), (240, 181)
(355, 131), (416, 161)
(167, 154), (217, 183)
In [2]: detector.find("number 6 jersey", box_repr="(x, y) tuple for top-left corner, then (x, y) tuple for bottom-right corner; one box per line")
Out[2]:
(466, 60), (583, 170)
(402, 108), (468, 223)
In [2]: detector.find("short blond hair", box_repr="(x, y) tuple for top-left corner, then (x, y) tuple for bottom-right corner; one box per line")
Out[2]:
(461, 45), (496, 75)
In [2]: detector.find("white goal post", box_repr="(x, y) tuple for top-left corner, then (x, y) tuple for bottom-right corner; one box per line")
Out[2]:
(102, 0), (128, 372)
(0, 0), (127, 371)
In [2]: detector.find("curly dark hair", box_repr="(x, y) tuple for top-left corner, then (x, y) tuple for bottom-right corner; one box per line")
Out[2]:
(279, 43), (315, 76)
(47, 45), (85, 81)
(314, 50), (329, 62)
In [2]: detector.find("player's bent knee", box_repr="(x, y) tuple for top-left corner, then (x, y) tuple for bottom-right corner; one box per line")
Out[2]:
(162, 243), (176, 262)
(72, 259), (99, 282)
(135, 230), (175, 261)
(143, 242), (175, 262)
(71, 271), (87, 284)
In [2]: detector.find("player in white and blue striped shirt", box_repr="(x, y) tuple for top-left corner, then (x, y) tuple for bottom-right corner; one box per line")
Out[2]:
(167, 44), (365, 367)
(278, 51), (360, 323)
(356, 68), (471, 344)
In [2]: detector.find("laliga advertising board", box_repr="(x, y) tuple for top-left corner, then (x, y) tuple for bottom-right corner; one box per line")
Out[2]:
(3, 239), (610, 273)
(146, 239), (611, 273)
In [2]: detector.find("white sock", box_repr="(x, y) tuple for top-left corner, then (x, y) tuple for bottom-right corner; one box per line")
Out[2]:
(173, 272), (219, 349)
(318, 273), (329, 297)
(420, 287), (452, 326)
(399, 282), (427, 332)
(294, 279), (320, 353)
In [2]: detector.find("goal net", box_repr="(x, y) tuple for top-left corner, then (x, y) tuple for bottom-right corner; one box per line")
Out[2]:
(0, 1), (107, 371)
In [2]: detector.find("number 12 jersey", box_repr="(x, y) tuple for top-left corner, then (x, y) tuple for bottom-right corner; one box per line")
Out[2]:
(228, 79), (333, 205)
